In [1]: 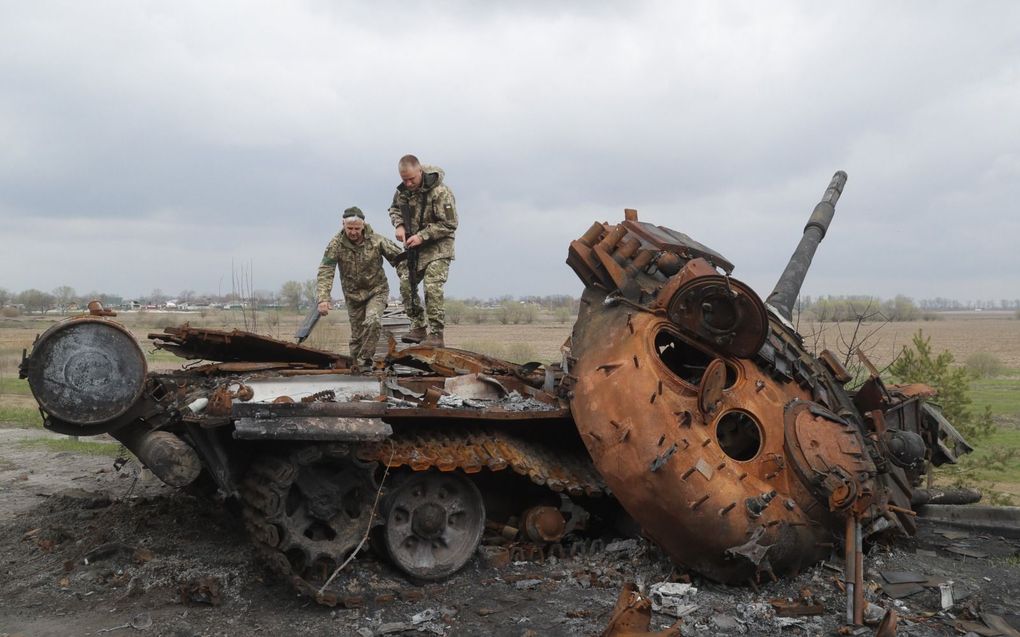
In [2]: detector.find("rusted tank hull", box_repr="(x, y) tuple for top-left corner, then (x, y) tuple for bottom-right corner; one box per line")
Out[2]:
(563, 174), (967, 589)
(569, 288), (831, 583)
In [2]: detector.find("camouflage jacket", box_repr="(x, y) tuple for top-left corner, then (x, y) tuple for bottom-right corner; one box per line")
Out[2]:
(316, 224), (403, 304)
(387, 164), (457, 269)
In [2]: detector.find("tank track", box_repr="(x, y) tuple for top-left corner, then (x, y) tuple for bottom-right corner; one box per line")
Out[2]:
(356, 426), (607, 497)
(241, 429), (606, 605)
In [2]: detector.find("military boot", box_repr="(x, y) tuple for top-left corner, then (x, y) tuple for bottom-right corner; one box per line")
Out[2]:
(401, 326), (427, 344)
(423, 331), (445, 348)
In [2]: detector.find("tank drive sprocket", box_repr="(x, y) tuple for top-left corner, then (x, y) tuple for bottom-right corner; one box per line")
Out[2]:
(240, 444), (380, 601)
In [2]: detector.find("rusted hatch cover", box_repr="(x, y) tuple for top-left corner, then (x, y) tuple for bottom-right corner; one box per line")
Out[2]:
(698, 358), (727, 414)
(783, 400), (870, 510)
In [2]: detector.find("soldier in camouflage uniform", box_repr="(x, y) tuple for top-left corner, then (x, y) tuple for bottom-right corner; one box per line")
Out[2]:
(317, 207), (405, 368)
(388, 154), (457, 348)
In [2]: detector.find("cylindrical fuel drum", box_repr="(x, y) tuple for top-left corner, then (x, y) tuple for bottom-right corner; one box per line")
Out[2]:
(24, 318), (147, 433)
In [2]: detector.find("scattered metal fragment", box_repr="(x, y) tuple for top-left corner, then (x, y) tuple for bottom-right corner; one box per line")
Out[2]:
(939, 581), (955, 609)
(648, 582), (698, 617)
(862, 602), (886, 625)
(879, 581), (925, 600)
(770, 588), (823, 617)
(875, 608), (898, 637)
(522, 506), (567, 543)
(601, 582), (682, 637)
(178, 576), (222, 606)
(880, 571), (926, 585)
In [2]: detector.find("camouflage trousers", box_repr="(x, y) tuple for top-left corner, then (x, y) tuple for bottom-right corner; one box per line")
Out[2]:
(399, 258), (450, 333)
(346, 287), (388, 362)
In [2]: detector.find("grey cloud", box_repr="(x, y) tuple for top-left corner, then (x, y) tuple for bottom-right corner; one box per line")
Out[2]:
(0, 1), (1018, 301)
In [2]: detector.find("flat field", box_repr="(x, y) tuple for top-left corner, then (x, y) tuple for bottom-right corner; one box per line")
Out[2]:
(2, 309), (1018, 496)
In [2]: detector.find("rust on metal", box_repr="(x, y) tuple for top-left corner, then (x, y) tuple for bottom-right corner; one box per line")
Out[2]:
(149, 324), (351, 368)
(601, 583), (682, 637)
(566, 172), (970, 585)
(770, 588), (824, 617)
(187, 361), (322, 375)
(356, 427), (606, 497)
(86, 299), (117, 316)
(876, 608), (899, 637)
(522, 506), (568, 542)
(390, 345), (546, 387)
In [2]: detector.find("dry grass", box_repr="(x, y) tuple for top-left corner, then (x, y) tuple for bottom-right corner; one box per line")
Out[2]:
(2, 310), (1019, 496)
(794, 315), (1020, 370)
(2, 310), (1017, 375)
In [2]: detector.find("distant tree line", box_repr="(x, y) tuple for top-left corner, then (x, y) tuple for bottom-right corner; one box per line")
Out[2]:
(794, 295), (1020, 319)
(917, 297), (1020, 310)
(795, 295), (927, 322)
(3, 284), (1017, 322)
(793, 294), (1020, 322)
(0, 284), (304, 315)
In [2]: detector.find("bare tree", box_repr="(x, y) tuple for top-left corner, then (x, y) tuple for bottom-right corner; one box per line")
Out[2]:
(280, 281), (303, 311)
(16, 289), (54, 314)
(52, 285), (76, 313)
(302, 280), (317, 309)
(230, 259), (258, 332)
(0, 287), (10, 307)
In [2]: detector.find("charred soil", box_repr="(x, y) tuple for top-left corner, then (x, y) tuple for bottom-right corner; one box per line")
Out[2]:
(2, 429), (1019, 637)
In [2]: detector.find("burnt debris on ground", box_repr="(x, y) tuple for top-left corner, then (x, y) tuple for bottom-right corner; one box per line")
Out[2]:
(1, 467), (1018, 636)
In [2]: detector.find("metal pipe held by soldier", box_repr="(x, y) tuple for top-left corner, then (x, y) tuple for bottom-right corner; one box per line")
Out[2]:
(766, 170), (848, 321)
(295, 304), (321, 343)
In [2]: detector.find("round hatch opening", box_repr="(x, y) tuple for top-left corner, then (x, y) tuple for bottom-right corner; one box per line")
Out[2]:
(716, 411), (763, 461)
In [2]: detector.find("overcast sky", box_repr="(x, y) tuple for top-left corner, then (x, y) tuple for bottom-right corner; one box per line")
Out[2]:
(1, 1), (1018, 303)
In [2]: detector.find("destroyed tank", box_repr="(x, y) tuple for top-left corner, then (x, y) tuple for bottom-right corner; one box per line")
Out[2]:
(19, 171), (971, 611)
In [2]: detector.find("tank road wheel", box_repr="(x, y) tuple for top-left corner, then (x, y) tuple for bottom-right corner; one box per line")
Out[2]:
(380, 471), (485, 580)
(240, 445), (380, 601)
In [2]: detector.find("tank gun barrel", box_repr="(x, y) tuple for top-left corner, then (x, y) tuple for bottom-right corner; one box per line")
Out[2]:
(766, 170), (847, 321)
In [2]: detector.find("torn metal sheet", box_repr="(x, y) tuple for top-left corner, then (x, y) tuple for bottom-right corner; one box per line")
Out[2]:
(443, 373), (508, 400)
(149, 324), (350, 368)
(879, 581), (925, 599)
(880, 571), (927, 584)
(390, 345), (545, 387)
